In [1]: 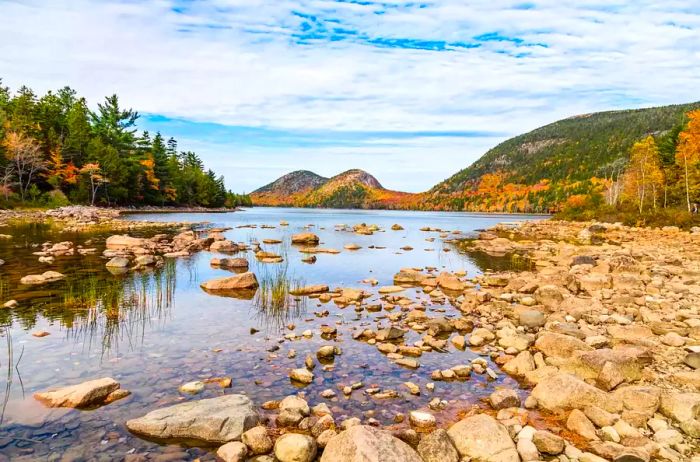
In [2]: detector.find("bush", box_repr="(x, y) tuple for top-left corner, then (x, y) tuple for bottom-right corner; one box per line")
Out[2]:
(556, 203), (700, 229)
(44, 189), (71, 208)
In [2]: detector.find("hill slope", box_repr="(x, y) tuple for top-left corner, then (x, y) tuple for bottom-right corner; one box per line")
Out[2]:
(425, 101), (700, 212)
(252, 169), (416, 209)
(251, 170), (328, 206)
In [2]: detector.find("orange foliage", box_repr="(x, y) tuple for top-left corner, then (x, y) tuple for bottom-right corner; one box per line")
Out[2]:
(140, 157), (160, 191)
(565, 194), (588, 208)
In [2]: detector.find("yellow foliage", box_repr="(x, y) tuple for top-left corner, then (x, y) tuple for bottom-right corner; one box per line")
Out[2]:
(140, 156), (160, 191)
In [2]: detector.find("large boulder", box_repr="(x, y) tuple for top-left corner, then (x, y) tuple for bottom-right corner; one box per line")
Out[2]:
(210, 240), (239, 253)
(126, 394), (259, 444)
(446, 414), (519, 462)
(320, 425), (422, 462)
(531, 373), (621, 414)
(565, 347), (651, 383)
(201, 272), (259, 291)
(416, 429), (459, 462)
(34, 377), (123, 408)
(535, 332), (593, 359)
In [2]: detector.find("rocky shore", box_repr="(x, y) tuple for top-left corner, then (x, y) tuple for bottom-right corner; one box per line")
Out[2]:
(7, 213), (700, 461)
(0, 205), (227, 232)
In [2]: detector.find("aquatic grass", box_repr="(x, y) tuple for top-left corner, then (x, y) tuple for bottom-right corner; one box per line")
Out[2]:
(64, 261), (177, 359)
(252, 251), (307, 332)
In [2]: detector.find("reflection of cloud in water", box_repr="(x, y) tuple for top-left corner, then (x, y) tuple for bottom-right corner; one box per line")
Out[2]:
(251, 254), (307, 333)
(64, 261), (178, 359)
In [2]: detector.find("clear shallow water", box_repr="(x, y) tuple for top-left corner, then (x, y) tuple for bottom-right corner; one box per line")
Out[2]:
(0, 208), (545, 460)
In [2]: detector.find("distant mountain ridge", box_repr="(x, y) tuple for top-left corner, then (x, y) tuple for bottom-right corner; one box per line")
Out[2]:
(251, 101), (700, 211)
(251, 169), (415, 209)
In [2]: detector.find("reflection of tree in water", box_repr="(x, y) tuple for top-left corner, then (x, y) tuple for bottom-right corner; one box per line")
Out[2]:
(251, 255), (307, 333)
(449, 239), (534, 273)
(0, 326), (24, 426)
(64, 260), (177, 359)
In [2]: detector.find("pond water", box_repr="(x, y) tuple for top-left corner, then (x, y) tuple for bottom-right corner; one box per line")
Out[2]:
(0, 207), (545, 461)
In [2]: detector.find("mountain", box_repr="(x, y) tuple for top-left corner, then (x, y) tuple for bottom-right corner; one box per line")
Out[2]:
(251, 169), (416, 209)
(251, 170), (328, 206)
(425, 101), (700, 212)
(252, 101), (700, 212)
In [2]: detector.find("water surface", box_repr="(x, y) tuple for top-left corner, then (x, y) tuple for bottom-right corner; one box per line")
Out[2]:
(0, 207), (545, 460)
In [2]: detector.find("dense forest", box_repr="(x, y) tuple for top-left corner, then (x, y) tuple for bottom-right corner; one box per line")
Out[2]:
(557, 107), (700, 227)
(0, 79), (251, 209)
(425, 102), (700, 214)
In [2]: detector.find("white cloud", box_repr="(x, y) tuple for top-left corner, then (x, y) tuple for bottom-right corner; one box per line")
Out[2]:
(0, 0), (699, 191)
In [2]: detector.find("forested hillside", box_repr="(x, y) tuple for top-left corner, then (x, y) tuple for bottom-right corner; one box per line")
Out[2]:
(0, 79), (250, 208)
(425, 102), (700, 213)
(252, 169), (415, 209)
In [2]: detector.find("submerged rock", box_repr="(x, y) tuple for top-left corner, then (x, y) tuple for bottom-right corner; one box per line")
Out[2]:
(34, 377), (125, 408)
(126, 394), (259, 444)
(20, 271), (65, 285)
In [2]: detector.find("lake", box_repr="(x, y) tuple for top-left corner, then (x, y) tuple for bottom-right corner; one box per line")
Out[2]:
(0, 207), (546, 461)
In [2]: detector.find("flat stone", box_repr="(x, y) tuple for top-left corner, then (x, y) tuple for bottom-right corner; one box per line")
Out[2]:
(531, 373), (621, 413)
(201, 272), (259, 291)
(290, 284), (330, 296)
(34, 377), (121, 408)
(211, 257), (249, 269)
(126, 394), (259, 444)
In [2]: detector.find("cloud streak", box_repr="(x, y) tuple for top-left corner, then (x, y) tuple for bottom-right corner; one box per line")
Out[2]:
(1, 0), (699, 192)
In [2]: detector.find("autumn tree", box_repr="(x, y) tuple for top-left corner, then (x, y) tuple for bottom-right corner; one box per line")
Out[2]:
(80, 163), (106, 205)
(2, 131), (46, 202)
(676, 110), (700, 211)
(623, 136), (664, 213)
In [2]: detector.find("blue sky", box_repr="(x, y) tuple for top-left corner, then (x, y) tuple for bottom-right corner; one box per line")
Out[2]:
(1, 0), (699, 192)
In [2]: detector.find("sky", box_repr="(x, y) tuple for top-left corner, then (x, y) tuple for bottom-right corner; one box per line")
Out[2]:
(1, 1), (699, 193)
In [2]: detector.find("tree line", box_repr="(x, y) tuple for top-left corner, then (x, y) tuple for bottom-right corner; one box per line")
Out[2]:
(560, 109), (700, 226)
(0, 80), (251, 208)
